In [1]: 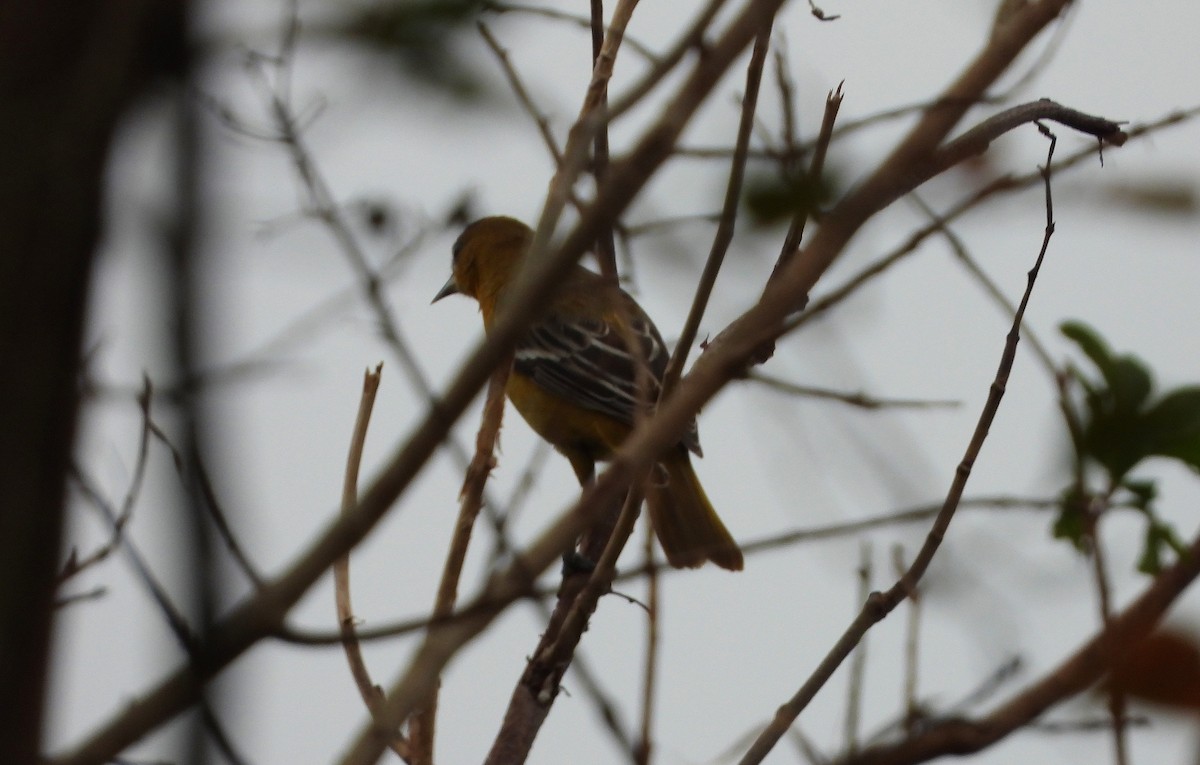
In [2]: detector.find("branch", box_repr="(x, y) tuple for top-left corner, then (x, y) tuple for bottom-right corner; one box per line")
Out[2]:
(664, 23), (774, 394)
(589, 0), (619, 283)
(269, 495), (1055, 648)
(748, 371), (959, 410)
(771, 82), (843, 281)
(332, 366), (410, 761)
(737, 121), (1062, 765)
(410, 358), (511, 763)
(56, 380), (154, 586)
(787, 106), (1195, 338)
(837, 526), (1200, 765)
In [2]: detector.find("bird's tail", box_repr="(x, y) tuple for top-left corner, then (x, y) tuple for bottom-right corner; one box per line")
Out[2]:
(644, 450), (743, 571)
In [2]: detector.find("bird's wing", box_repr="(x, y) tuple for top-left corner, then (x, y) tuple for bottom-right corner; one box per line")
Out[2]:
(514, 311), (702, 455)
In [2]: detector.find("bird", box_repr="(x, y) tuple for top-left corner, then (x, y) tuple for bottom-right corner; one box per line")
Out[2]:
(434, 216), (743, 571)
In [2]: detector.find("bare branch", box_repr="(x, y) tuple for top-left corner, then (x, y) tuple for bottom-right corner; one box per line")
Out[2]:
(635, 521), (660, 765)
(478, 22), (563, 167)
(908, 193), (1057, 379)
(56, 380), (154, 586)
(332, 366), (410, 761)
(270, 495), (1057, 648)
(837, 527), (1200, 765)
(737, 117), (1064, 765)
(844, 543), (872, 756)
(772, 82), (844, 280)
(748, 371), (959, 410)
(411, 358), (511, 762)
(664, 24), (773, 395)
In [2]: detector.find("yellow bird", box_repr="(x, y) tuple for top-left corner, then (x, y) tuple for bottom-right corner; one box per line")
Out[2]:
(435, 216), (742, 570)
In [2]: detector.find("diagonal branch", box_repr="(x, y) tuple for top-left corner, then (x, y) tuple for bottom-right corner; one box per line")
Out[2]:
(736, 113), (1064, 765)
(836, 525), (1200, 765)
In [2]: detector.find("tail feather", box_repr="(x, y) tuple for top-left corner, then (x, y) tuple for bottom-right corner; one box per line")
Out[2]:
(644, 451), (743, 571)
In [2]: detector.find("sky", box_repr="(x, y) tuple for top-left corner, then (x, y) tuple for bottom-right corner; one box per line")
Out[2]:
(49, 1), (1200, 764)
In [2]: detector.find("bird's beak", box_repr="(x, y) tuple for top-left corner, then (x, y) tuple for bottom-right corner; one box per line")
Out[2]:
(432, 275), (459, 303)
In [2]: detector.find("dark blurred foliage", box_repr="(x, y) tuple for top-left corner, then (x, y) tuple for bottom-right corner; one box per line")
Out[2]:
(1101, 179), (1199, 216)
(743, 167), (839, 226)
(1061, 320), (1200, 483)
(332, 0), (486, 95)
(1053, 322), (1199, 573)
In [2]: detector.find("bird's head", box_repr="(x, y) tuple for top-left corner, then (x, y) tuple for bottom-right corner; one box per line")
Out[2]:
(433, 216), (534, 310)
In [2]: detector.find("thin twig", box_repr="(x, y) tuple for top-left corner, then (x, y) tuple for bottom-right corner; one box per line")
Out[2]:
(773, 38), (800, 169)
(622, 212), (722, 237)
(894, 546), (923, 735)
(128, 398), (267, 591)
(57, 380), (154, 585)
(71, 467), (195, 651)
(663, 23), (774, 395)
(946, 656), (1024, 714)
(1030, 716), (1151, 734)
(909, 193), (1057, 378)
(1086, 495), (1128, 765)
(635, 518), (659, 765)
(332, 366), (409, 761)
(54, 586), (108, 609)
(410, 358), (512, 762)
(739, 115), (1064, 765)
(272, 495), (1059, 647)
(589, 0), (619, 283)
(605, 0), (733, 122)
(806, 0), (840, 21)
(191, 457), (266, 589)
(749, 371), (959, 410)
(844, 542), (872, 756)
(836, 527), (1200, 765)
(785, 104), (1177, 336)
(477, 22), (563, 167)
(772, 83), (844, 283)
(69, 464), (251, 765)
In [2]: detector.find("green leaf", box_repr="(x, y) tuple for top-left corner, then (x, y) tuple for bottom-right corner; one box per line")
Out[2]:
(1060, 321), (1152, 413)
(1139, 522), (1165, 575)
(1061, 321), (1115, 380)
(1142, 387), (1200, 471)
(1062, 321), (1159, 482)
(1122, 478), (1158, 510)
(1107, 358), (1154, 414)
(1138, 519), (1188, 575)
(1083, 415), (1142, 482)
(1053, 485), (1088, 551)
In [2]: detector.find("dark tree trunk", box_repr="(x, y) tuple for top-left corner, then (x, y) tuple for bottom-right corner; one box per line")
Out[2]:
(0, 3), (185, 761)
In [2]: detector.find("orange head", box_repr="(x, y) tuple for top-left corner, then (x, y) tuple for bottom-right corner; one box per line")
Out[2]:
(433, 216), (534, 319)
